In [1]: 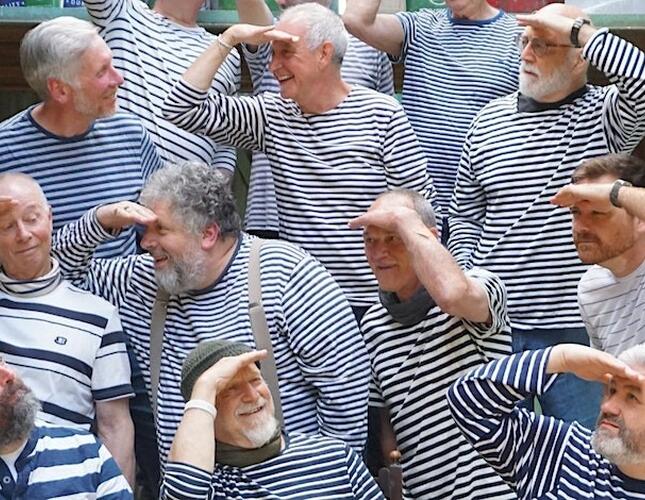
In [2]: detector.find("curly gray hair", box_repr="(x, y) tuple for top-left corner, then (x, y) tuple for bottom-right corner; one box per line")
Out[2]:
(139, 162), (241, 237)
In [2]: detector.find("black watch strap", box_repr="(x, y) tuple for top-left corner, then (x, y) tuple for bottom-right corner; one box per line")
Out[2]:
(570, 17), (591, 48)
(610, 179), (632, 208)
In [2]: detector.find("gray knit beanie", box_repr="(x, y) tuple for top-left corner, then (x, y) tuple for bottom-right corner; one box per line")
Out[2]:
(180, 340), (253, 401)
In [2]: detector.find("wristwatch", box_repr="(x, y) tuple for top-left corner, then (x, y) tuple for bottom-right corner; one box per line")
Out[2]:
(570, 17), (591, 48)
(610, 179), (632, 208)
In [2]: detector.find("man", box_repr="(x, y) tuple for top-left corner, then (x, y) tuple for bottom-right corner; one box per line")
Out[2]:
(83, 0), (240, 176)
(236, 0), (394, 238)
(0, 359), (132, 499)
(52, 161), (370, 468)
(551, 154), (645, 356)
(161, 340), (383, 499)
(348, 189), (513, 499)
(343, 0), (519, 217)
(0, 16), (161, 259)
(0, 173), (135, 485)
(447, 343), (645, 499)
(162, 4), (437, 318)
(447, 4), (645, 427)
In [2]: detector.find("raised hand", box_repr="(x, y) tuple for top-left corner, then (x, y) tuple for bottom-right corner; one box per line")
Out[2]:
(221, 24), (299, 48)
(551, 183), (612, 210)
(95, 201), (157, 231)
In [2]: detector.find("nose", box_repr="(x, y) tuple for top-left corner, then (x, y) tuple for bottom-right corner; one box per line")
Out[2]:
(269, 52), (280, 74)
(240, 382), (260, 402)
(600, 392), (621, 417)
(15, 221), (31, 242)
(521, 41), (535, 62)
(140, 229), (156, 252)
(111, 66), (124, 87)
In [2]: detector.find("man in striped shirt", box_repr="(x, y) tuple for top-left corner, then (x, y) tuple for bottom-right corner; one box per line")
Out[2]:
(0, 172), (136, 486)
(348, 189), (514, 499)
(52, 162), (370, 471)
(236, 0), (394, 239)
(162, 4), (437, 318)
(82, 0), (241, 177)
(343, 0), (520, 220)
(448, 4), (645, 428)
(0, 16), (162, 259)
(0, 359), (132, 499)
(447, 343), (645, 499)
(162, 340), (383, 499)
(551, 154), (645, 356)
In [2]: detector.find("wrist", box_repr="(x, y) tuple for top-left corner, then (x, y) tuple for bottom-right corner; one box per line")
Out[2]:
(184, 399), (217, 419)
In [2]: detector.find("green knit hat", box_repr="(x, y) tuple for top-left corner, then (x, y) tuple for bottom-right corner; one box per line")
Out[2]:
(180, 340), (253, 401)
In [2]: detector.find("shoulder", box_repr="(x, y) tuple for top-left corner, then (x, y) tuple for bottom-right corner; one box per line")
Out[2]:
(60, 279), (120, 318)
(346, 86), (403, 115)
(94, 111), (148, 134)
(0, 108), (31, 132)
(578, 265), (614, 292)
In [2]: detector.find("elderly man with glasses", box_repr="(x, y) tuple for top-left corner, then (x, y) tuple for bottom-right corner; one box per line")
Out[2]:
(447, 2), (645, 429)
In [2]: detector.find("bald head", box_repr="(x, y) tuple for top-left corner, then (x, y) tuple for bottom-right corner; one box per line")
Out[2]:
(0, 173), (48, 209)
(538, 2), (587, 20)
(373, 189), (437, 229)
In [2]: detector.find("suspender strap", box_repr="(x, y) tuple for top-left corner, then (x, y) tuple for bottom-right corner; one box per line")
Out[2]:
(248, 238), (284, 423)
(150, 287), (170, 419)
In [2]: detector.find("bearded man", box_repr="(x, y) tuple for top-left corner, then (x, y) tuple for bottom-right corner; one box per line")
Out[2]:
(51, 161), (370, 468)
(447, 3), (645, 428)
(551, 154), (645, 355)
(447, 343), (645, 499)
(0, 358), (132, 498)
(161, 340), (382, 499)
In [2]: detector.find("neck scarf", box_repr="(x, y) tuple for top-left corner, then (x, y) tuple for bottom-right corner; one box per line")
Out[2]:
(379, 286), (436, 326)
(216, 426), (282, 468)
(0, 259), (60, 298)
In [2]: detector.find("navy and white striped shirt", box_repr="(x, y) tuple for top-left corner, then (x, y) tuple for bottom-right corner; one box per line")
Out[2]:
(0, 109), (161, 258)
(241, 35), (395, 233)
(53, 212), (369, 463)
(83, 0), (241, 171)
(0, 424), (132, 499)
(578, 259), (645, 355)
(0, 260), (133, 429)
(448, 29), (645, 329)
(447, 348), (645, 499)
(395, 8), (520, 213)
(163, 80), (436, 307)
(362, 268), (513, 499)
(161, 433), (384, 499)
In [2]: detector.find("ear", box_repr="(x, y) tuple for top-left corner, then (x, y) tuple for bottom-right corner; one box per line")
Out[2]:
(571, 50), (589, 80)
(430, 226), (440, 240)
(319, 41), (334, 68)
(46, 77), (74, 105)
(201, 223), (220, 251)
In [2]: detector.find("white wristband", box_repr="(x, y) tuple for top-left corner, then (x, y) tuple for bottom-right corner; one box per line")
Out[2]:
(184, 399), (217, 419)
(216, 34), (233, 51)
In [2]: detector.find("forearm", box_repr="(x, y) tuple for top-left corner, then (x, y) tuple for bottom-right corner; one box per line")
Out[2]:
(98, 409), (136, 487)
(342, 0), (403, 56)
(183, 37), (232, 91)
(399, 221), (490, 322)
(168, 386), (216, 473)
(236, 0), (273, 27)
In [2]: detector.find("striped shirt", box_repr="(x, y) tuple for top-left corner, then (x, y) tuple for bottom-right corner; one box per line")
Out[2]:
(53, 212), (369, 463)
(161, 433), (384, 499)
(0, 260), (133, 429)
(0, 424), (132, 499)
(83, 0), (241, 171)
(447, 348), (645, 499)
(395, 8), (520, 213)
(241, 35), (395, 233)
(163, 80), (436, 307)
(361, 268), (513, 500)
(578, 258), (645, 355)
(448, 29), (645, 329)
(0, 108), (161, 258)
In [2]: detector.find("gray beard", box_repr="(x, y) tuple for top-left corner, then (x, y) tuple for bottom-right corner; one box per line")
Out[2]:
(241, 414), (280, 448)
(0, 382), (40, 448)
(592, 428), (645, 465)
(154, 249), (206, 295)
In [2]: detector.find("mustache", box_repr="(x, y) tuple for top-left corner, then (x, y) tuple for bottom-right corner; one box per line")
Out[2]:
(573, 231), (600, 244)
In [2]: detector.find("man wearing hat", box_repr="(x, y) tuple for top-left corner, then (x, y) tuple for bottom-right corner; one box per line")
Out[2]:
(161, 340), (383, 499)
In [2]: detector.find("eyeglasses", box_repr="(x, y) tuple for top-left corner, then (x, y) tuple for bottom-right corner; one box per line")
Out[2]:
(515, 33), (575, 57)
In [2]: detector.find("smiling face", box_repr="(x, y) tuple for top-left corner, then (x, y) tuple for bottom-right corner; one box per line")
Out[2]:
(363, 196), (422, 302)
(592, 366), (645, 465)
(571, 175), (640, 266)
(139, 200), (207, 294)
(269, 20), (321, 104)
(69, 36), (123, 119)
(215, 363), (279, 448)
(0, 176), (52, 280)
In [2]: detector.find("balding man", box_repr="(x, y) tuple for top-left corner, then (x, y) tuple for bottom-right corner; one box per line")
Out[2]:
(447, 4), (645, 428)
(349, 189), (513, 499)
(0, 173), (135, 485)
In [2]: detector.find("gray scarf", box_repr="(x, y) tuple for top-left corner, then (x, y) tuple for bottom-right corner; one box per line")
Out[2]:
(216, 426), (282, 468)
(379, 286), (435, 326)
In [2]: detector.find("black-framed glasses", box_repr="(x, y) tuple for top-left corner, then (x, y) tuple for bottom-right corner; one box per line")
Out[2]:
(515, 33), (575, 57)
